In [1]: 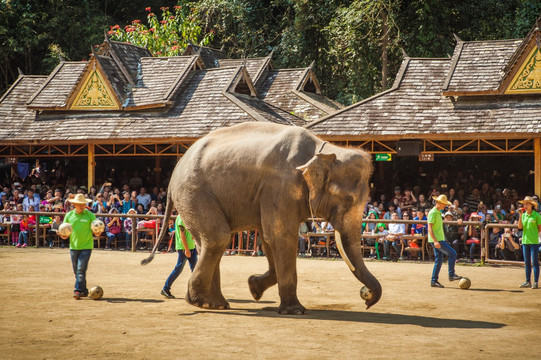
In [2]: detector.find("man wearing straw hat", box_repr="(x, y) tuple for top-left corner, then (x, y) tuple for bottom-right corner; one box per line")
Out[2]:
(517, 196), (541, 289)
(61, 194), (98, 299)
(428, 194), (462, 288)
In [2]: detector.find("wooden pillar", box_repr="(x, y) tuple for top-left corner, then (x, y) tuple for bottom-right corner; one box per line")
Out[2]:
(154, 156), (162, 184)
(88, 144), (95, 190)
(535, 138), (541, 196)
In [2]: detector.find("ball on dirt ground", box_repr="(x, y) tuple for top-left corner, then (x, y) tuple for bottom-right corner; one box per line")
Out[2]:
(89, 286), (103, 300)
(360, 286), (373, 301)
(91, 219), (105, 234)
(57, 223), (73, 237)
(459, 277), (471, 289)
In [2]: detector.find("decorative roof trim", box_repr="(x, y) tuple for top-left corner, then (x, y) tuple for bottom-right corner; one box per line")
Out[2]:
(225, 66), (258, 97)
(441, 40), (464, 91)
(252, 50), (274, 85)
(66, 57), (122, 111)
(163, 55), (200, 101)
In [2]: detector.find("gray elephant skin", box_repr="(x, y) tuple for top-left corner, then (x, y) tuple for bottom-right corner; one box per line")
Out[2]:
(143, 122), (381, 314)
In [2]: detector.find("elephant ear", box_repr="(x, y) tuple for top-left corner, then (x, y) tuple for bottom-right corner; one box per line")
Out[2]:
(296, 153), (337, 203)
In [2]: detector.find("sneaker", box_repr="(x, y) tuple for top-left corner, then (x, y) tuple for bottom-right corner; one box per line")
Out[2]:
(15, 244), (21, 248)
(161, 289), (175, 299)
(431, 281), (445, 288)
(532, 282), (538, 289)
(449, 274), (462, 281)
(104, 247), (112, 251)
(73, 291), (81, 300)
(81, 292), (88, 297)
(519, 282), (531, 288)
(21, 244), (27, 248)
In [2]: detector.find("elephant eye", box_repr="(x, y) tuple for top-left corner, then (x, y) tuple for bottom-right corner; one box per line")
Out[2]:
(345, 195), (354, 203)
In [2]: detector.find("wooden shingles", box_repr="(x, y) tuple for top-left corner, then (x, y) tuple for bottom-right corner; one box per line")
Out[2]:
(26, 62), (86, 109)
(443, 39), (523, 94)
(307, 58), (541, 137)
(108, 41), (152, 81)
(183, 44), (226, 68)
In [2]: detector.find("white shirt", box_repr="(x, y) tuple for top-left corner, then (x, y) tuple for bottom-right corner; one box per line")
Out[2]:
(388, 223), (405, 235)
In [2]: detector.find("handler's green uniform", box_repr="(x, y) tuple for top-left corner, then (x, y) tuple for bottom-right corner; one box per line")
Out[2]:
(175, 216), (195, 250)
(63, 209), (96, 250)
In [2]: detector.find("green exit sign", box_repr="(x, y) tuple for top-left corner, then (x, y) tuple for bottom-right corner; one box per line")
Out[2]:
(375, 153), (392, 162)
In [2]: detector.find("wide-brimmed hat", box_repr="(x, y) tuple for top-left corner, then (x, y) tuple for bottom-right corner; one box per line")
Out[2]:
(519, 196), (538, 209)
(432, 194), (451, 205)
(68, 193), (92, 204)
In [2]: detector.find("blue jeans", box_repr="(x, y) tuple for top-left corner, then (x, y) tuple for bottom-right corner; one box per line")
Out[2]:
(124, 231), (132, 249)
(70, 249), (92, 294)
(522, 244), (540, 283)
(431, 241), (457, 283)
(163, 249), (198, 292)
(18, 231), (28, 245)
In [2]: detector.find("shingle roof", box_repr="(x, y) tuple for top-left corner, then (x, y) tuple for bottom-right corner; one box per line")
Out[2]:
(128, 56), (198, 107)
(0, 68), (304, 142)
(219, 57), (271, 84)
(95, 55), (130, 105)
(307, 58), (541, 137)
(182, 44), (226, 68)
(25, 62), (86, 109)
(443, 39), (523, 94)
(108, 41), (152, 82)
(257, 69), (331, 121)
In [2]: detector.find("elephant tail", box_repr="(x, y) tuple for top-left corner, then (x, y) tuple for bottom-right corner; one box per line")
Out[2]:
(141, 189), (174, 266)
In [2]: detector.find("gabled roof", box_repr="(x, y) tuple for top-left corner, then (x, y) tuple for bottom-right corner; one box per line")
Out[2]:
(26, 62), (87, 109)
(105, 41), (152, 83)
(182, 43), (226, 68)
(219, 51), (273, 85)
(307, 57), (541, 137)
(0, 66), (304, 142)
(442, 39), (523, 95)
(257, 68), (342, 122)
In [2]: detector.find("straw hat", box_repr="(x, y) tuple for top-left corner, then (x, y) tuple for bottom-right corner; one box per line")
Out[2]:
(432, 194), (451, 205)
(68, 193), (92, 204)
(519, 196), (538, 209)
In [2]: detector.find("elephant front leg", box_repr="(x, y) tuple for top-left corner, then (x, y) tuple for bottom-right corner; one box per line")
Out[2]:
(270, 235), (305, 315)
(248, 240), (277, 301)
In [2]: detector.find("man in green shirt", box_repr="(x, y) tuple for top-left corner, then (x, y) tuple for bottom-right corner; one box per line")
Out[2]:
(61, 194), (98, 299)
(428, 195), (462, 288)
(517, 196), (541, 289)
(161, 214), (198, 299)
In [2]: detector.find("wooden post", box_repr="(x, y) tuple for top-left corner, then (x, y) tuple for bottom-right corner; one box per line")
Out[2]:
(154, 156), (162, 184)
(535, 138), (541, 196)
(88, 144), (95, 191)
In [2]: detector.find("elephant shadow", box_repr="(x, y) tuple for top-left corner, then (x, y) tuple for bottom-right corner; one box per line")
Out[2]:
(105, 297), (165, 303)
(189, 307), (505, 329)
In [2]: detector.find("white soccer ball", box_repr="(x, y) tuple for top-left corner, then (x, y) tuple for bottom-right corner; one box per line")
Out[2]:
(91, 219), (105, 234)
(58, 223), (73, 237)
(360, 286), (373, 301)
(89, 286), (103, 300)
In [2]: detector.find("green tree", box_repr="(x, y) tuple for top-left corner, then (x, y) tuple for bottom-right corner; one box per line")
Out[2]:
(107, 5), (213, 56)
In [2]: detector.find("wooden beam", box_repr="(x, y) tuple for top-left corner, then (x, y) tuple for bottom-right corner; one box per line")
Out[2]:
(535, 138), (541, 197)
(88, 144), (95, 190)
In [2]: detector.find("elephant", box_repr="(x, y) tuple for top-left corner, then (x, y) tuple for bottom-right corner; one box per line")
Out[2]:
(142, 122), (381, 314)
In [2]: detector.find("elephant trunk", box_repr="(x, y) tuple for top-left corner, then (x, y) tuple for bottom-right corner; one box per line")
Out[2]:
(338, 231), (382, 309)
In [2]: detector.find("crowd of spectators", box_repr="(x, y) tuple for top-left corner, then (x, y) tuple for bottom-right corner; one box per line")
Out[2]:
(1, 161), (540, 263)
(360, 174), (540, 262)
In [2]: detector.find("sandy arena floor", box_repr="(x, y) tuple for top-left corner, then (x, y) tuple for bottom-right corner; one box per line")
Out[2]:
(0, 247), (540, 359)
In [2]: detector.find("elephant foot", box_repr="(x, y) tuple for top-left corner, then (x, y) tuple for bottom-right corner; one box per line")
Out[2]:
(248, 275), (264, 301)
(186, 289), (230, 310)
(278, 301), (306, 315)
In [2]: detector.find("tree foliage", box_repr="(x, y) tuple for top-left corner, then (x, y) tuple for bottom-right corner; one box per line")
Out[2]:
(1, 0), (541, 105)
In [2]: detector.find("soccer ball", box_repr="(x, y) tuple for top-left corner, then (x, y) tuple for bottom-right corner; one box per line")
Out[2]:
(91, 219), (105, 234)
(360, 286), (373, 301)
(57, 223), (73, 237)
(459, 277), (471, 290)
(89, 286), (103, 300)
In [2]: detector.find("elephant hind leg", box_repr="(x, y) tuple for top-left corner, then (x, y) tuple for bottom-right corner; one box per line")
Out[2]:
(186, 230), (231, 310)
(248, 239), (277, 301)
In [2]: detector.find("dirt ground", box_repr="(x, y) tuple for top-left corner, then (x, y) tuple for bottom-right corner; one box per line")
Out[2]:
(1, 247), (540, 360)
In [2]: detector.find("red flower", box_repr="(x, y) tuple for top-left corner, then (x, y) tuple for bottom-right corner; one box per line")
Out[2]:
(169, 16), (175, 19)
(160, 7), (169, 11)
(107, 30), (114, 35)
(145, 7), (151, 12)
(174, 5), (181, 10)
(132, 20), (141, 24)
(156, 51), (162, 55)
(148, 13), (155, 17)
(126, 28), (134, 33)
(160, 20), (167, 24)
(149, 28), (155, 32)
(112, 25), (120, 30)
